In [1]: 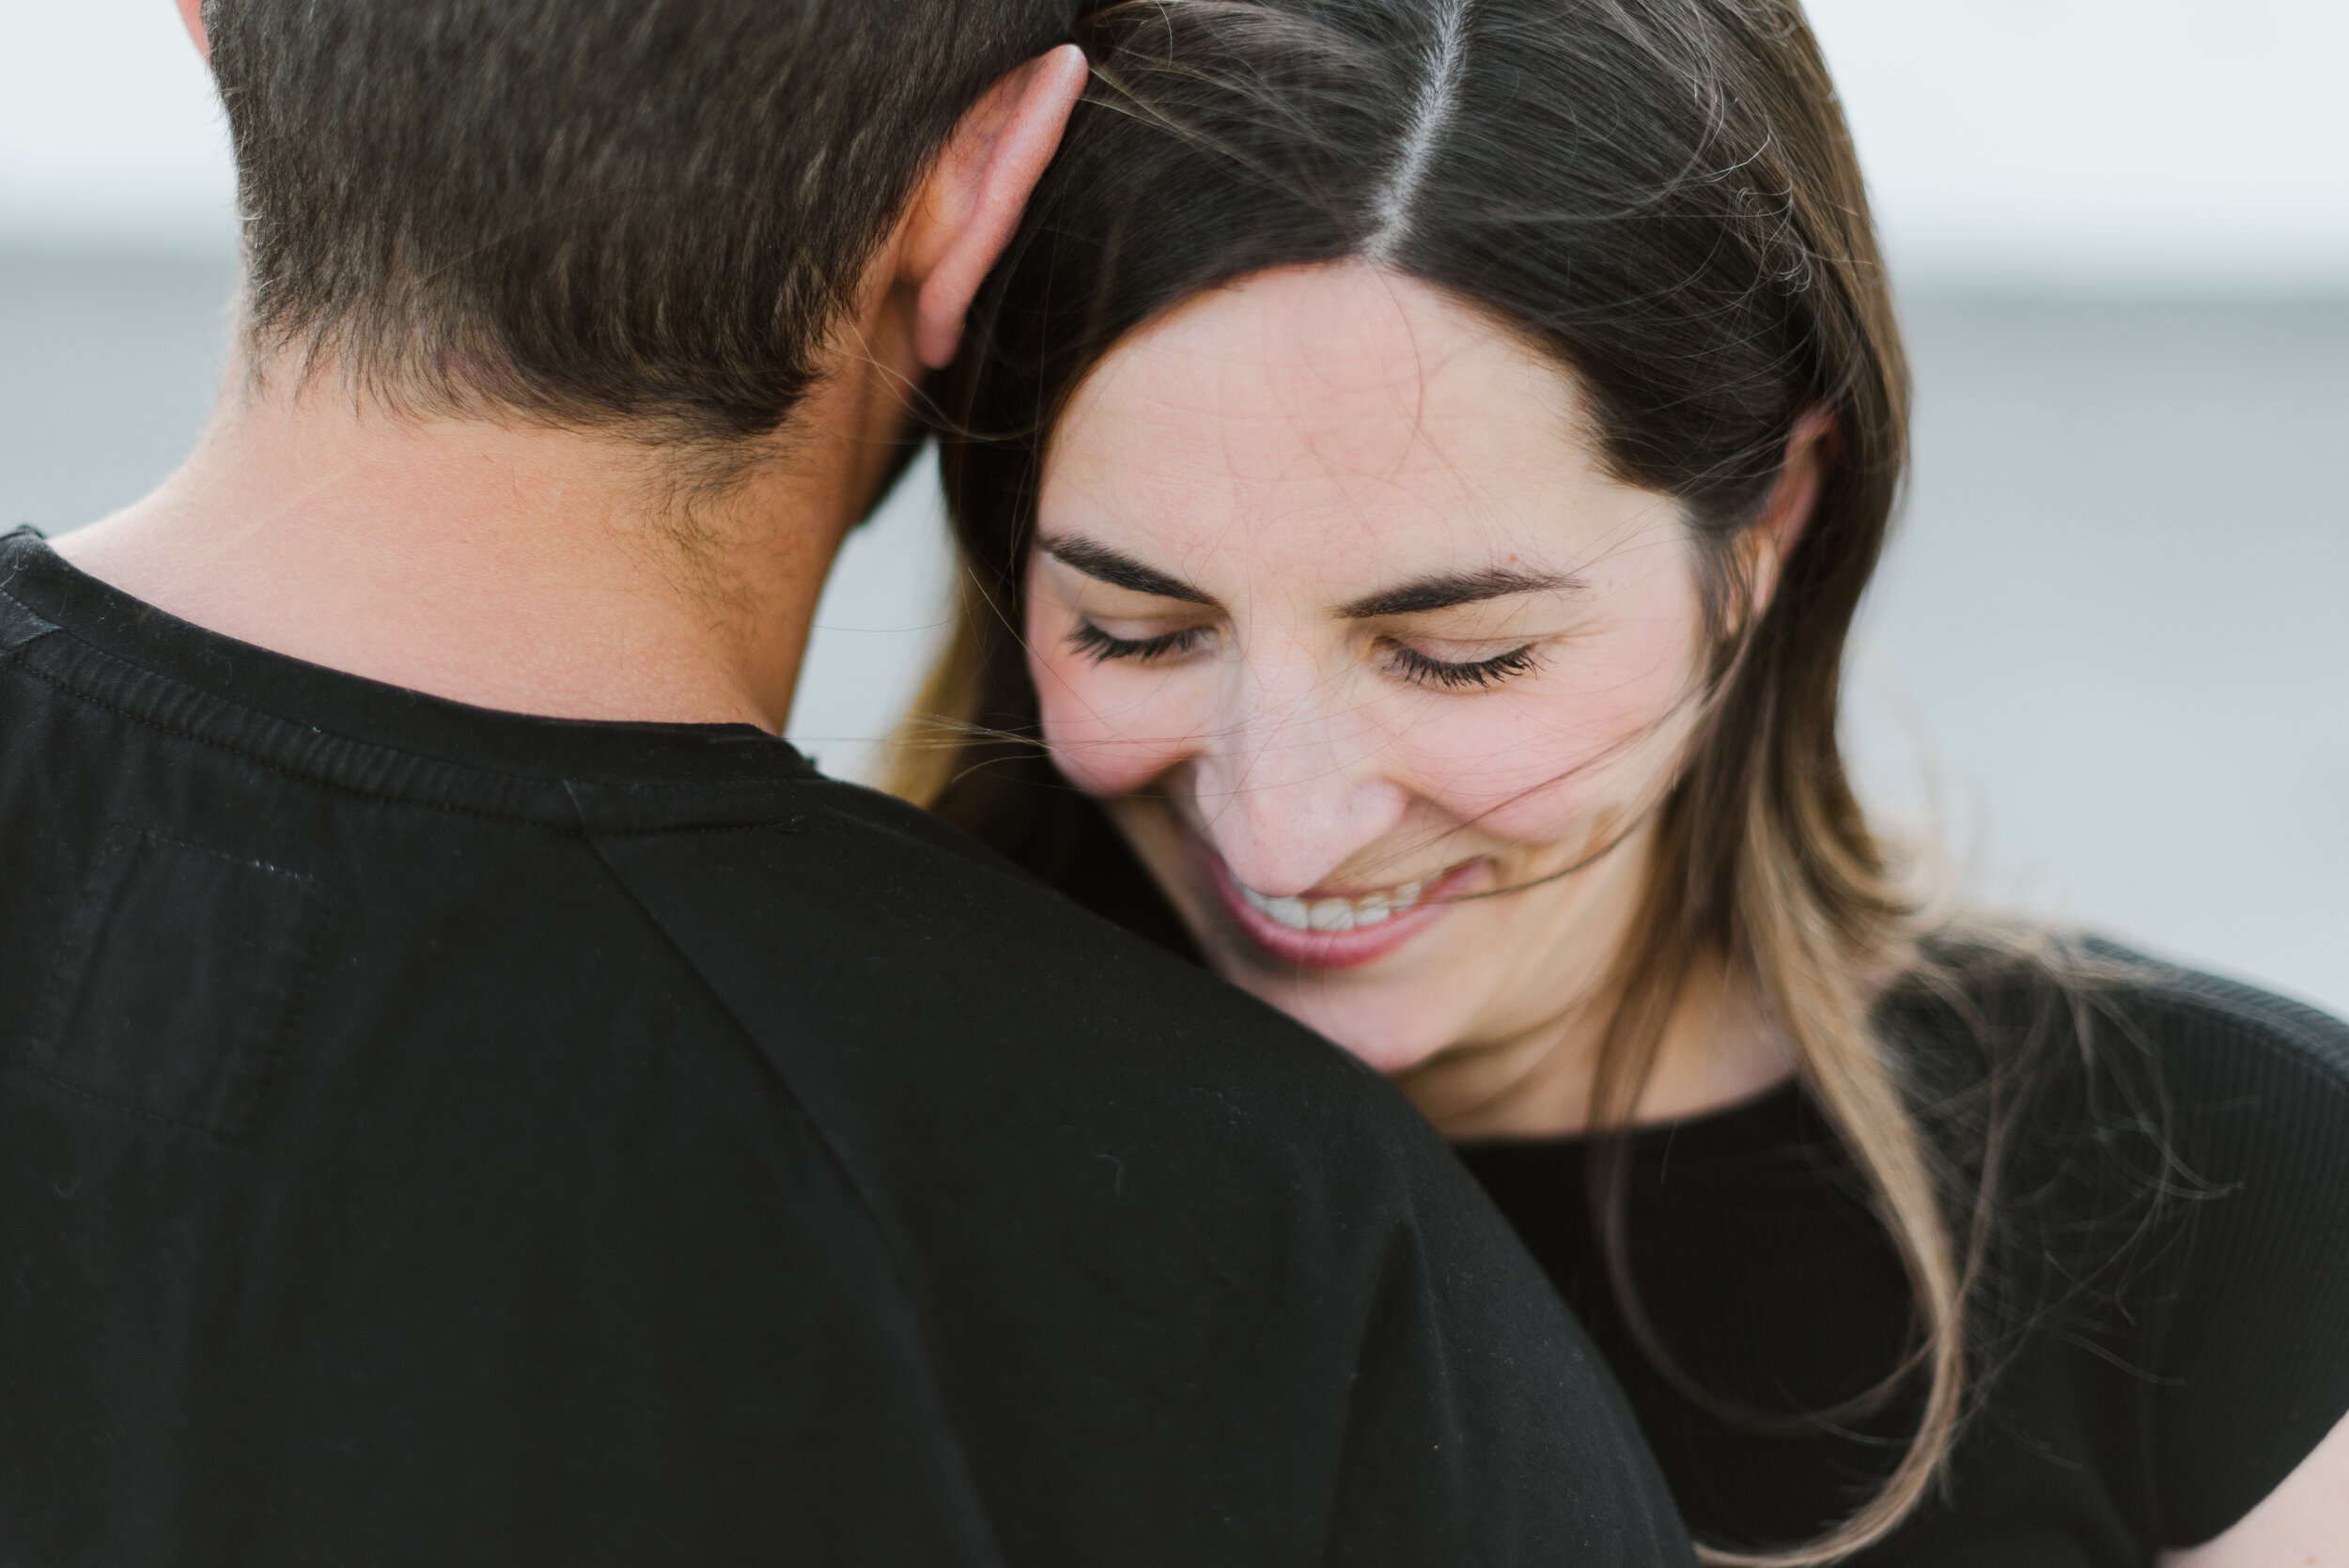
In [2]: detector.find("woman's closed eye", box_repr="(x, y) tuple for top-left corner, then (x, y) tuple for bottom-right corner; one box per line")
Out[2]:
(1382, 638), (1543, 691)
(1067, 618), (1213, 665)
(1069, 616), (1548, 689)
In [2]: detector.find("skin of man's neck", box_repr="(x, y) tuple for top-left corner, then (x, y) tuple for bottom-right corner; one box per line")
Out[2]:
(54, 287), (920, 735)
(54, 39), (1088, 736)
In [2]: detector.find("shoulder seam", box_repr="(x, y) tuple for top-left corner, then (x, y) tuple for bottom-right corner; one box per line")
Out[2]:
(555, 809), (1010, 1525)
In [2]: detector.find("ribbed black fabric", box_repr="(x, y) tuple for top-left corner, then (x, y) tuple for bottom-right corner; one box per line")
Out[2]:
(0, 530), (1694, 1568)
(1459, 960), (2349, 1565)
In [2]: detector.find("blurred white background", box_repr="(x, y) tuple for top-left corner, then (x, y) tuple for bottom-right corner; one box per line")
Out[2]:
(4, 0), (2344, 1014)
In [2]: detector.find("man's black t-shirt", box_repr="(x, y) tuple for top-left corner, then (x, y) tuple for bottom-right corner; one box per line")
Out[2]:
(1459, 955), (2349, 1565)
(0, 530), (1692, 1567)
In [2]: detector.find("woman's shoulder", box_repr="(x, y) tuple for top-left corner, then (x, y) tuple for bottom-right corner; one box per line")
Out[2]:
(2092, 949), (2349, 1103)
(1875, 932), (2349, 1338)
(2082, 955), (2349, 1545)
(1890, 935), (2349, 1546)
(1882, 932), (2349, 1112)
(1888, 937), (2349, 1252)
(2066, 949), (2349, 1248)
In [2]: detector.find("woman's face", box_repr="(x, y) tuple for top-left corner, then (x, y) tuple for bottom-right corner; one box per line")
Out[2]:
(1026, 264), (1729, 1081)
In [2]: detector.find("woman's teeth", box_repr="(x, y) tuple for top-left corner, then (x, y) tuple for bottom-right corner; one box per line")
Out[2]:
(1238, 877), (1427, 934)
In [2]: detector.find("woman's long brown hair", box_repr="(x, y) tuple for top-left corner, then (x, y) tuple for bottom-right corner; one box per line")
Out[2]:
(885, 3), (2054, 1559)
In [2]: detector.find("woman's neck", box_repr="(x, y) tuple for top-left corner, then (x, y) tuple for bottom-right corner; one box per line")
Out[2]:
(1395, 948), (1798, 1143)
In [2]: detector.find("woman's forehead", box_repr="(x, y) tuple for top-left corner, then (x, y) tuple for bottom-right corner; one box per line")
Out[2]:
(1064, 265), (1566, 460)
(1043, 265), (1679, 592)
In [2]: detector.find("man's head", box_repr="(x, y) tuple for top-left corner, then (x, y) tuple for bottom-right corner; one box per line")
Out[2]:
(188, 0), (1080, 444)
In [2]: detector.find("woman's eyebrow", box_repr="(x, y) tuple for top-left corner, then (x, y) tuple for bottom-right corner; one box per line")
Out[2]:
(1339, 567), (1581, 619)
(1038, 536), (1217, 605)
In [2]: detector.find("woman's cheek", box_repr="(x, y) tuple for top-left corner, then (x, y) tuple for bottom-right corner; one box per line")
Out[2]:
(1030, 643), (1206, 799)
(1418, 746), (1603, 846)
(1383, 678), (1684, 843)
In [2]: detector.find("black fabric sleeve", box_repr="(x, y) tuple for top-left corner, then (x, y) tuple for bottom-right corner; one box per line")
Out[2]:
(1318, 1113), (1697, 1568)
(588, 791), (1700, 1568)
(2143, 972), (2349, 1547)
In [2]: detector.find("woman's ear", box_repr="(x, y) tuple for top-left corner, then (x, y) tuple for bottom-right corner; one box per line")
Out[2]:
(903, 45), (1089, 369)
(176, 0), (210, 61)
(1744, 404), (1840, 618)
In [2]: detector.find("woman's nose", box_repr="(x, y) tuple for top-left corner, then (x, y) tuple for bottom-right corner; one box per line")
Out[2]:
(1185, 694), (1410, 898)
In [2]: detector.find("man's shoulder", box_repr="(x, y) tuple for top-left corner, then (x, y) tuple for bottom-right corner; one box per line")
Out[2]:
(573, 777), (1698, 1568)
(569, 763), (1544, 1267)
(568, 768), (1503, 1352)
(595, 772), (1387, 1094)
(0, 575), (1688, 1565)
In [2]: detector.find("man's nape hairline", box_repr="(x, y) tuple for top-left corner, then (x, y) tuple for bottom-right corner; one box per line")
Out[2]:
(205, 0), (1081, 445)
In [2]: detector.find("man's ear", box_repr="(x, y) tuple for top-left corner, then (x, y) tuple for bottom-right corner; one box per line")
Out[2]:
(1744, 404), (1840, 618)
(906, 44), (1089, 369)
(175, 0), (210, 61)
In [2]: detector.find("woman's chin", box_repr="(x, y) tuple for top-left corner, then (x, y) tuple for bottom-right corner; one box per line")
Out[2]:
(1324, 1031), (1450, 1079)
(1224, 975), (1455, 1078)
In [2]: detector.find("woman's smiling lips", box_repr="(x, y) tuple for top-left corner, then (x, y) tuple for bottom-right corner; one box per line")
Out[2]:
(1199, 843), (1487, 970)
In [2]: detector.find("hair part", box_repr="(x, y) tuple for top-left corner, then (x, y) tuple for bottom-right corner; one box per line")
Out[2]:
(1361, 0), (1472, 263)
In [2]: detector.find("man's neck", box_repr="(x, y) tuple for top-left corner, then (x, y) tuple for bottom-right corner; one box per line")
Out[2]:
(54, 369), (878, 733)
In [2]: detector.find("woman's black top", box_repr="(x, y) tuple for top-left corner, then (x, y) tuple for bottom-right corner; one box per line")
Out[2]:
(1458, 960), (2349, 1565)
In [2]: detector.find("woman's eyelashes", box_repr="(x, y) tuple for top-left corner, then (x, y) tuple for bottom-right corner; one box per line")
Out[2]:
(1384, 639), (1543, 690)
(1068, 613), (1543, 691)
(1066, 618), (1211, 665)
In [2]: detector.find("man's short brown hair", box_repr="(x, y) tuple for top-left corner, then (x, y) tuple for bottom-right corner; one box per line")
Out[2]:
(205, 0), (1077, 441)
